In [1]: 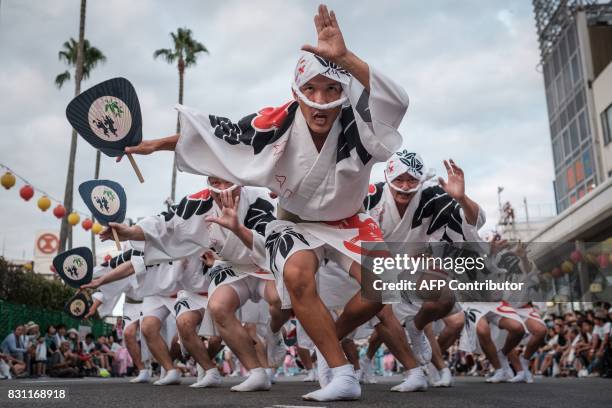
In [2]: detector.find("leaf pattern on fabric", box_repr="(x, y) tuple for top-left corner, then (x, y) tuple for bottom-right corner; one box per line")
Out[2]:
(164, 189), (214, 221)
(243, 197), (276, 236)
(102, 249), (144, 269)
(210, 265), (238, 287)
(209, 102), (299, 155)
(265, 226), (310, 275)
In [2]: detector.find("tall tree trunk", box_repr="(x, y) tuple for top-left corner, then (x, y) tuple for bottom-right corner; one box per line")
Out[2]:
(170, 63), (184, 202)
(91, 149), (100, 264)
(59, 0), (87, 252)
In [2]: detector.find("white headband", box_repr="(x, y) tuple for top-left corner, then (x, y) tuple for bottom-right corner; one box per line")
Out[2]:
(292, 51), (351, 110)
(207, 178), (239, 194)
(385, 151), (435, 193)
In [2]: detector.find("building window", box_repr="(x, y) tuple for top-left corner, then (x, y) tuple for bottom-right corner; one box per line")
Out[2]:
(602, 103), (612, 146)
(583, 149), (593, 178)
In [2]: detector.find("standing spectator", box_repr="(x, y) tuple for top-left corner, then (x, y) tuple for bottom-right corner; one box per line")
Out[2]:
(44, 325), (58, 354)
(54, 324), (67, 347)
(34, 336), (47, 377)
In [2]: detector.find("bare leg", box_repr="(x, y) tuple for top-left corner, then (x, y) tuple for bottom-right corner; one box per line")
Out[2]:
(523, 319), (546, 359)
(283, 250), (348, 368)
(264, 280), (292, 333)
(425, 324), (445, 370)
(141, 317), (175, 371)
(124, 323), (144, 371)
(335, 262), (384, 341)
(498, 318), (525, 355)
(208, 285), (261, 370)
(367, 329), (382, 360)
(207, 336), (223, 360)
(476, 319), (500, 369)
(298, 347), (314, 370)
(176, 311), (216, 370)
(245, 323), (268, 367)
(438, 312), (465, 351)
(342, 339), (360, 370)
(375, 306), (419, 369)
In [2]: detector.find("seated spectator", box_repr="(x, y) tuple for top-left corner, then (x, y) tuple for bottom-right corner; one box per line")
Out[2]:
(0, 352), (26, 379)
(94, 336), (111, 371)
(66, 329), (79, 352)
(79, 334), (97, 376)
(48, 341), (80, 378)
(1, 325), (27, 363)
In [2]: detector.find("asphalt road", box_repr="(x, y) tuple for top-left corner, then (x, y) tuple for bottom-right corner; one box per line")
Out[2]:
(1, 375), (610, 408)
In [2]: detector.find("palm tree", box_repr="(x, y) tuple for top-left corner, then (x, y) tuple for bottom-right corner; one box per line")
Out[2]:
(56, 0), (106, 255)
(55, 39), (106, 89)
(154, 27), (208, 202)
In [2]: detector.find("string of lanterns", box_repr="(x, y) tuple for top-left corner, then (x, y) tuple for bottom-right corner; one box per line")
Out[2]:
(1, 163), (103, 234)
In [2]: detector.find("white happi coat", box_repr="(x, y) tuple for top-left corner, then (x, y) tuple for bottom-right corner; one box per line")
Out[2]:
(364, 181), (485, 244)
(91, 247), (144, 318)
(173, 67), (408, 301)
(138, 187), (276, 299)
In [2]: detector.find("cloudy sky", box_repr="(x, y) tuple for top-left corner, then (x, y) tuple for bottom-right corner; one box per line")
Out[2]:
(0, 0), (555, 260)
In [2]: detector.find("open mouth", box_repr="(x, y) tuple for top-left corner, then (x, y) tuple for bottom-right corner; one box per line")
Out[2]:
(312, 111), (328, 126)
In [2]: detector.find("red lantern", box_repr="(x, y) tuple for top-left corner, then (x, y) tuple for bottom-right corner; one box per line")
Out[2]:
(551, 267), (563, 278)
(19, 185), (34, 201)
(53, 204), (66, 219)
(81, 218), (93, 231)
(570, 250), (583, 263)
(598, 254), (609, 269)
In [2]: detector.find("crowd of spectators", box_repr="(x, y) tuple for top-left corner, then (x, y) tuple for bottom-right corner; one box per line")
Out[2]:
(0, 321), (128, 379)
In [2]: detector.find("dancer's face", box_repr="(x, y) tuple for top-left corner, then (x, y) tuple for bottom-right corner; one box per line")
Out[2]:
(208, 176), (241, 206)
(294, 74), (342, 137)
(390, 173), (420, 204)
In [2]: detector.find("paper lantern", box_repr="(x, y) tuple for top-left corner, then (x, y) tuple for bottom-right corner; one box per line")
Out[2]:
(598, 254), (609, 269)
(1, 172), (16, 190)
(585, 253), (597, 265)
(551, 267), (563, 278)
(81, 218), (93, 231)
(37, 196), (51, 211)
(561, 260), (574, 274)
(68, 212), (80, 226)
(570, 250), (583, 263)
(53, 204), (66, 219)
(91, 222), (103, 234)
(19, 185), (34, 201)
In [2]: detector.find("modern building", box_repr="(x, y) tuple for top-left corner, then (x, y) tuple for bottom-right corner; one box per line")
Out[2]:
(530, 1), (612, 308)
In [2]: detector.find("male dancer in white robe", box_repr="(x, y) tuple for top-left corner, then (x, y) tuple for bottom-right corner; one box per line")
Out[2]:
(363, 151), (484, 391)
(84, 248), (216, 386)
(100, 179), (289, 391)
(488, 241), (547, 383)
(85, 246), (150, 383)
(116, 5), (409, 401)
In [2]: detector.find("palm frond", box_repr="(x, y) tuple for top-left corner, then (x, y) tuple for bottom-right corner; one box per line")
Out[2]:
(153, 48), (177, 64)
(54, 70), (71, 89)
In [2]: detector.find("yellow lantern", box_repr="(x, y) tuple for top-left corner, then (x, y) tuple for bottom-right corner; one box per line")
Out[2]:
(68, 212), (80, 226)
(37, 196), (51, 211)
(92, 222), (103, 234)
(1, 171), (16, 190)
(561, 260), (574, 274)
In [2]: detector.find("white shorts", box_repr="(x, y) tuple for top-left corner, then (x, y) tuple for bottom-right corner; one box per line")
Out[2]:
(174, 290), (209, 318)
(515, 306), (546, 329)
(142, 295), (176, 321)
(122, 302), (142, 329)
(199, 273), (268, 337)
(459, 302), (526, 353)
